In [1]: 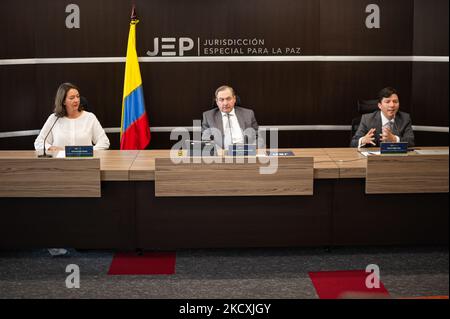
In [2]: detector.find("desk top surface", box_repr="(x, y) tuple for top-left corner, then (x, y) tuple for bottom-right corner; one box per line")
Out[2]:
(0, 147), (447, 181)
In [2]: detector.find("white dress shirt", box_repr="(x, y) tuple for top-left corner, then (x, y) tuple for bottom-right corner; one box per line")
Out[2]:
(34, 111), (110, 151)
(380, 112), (400, 143)
(358, 112), (400, 148)
(221, 108), (244, 150)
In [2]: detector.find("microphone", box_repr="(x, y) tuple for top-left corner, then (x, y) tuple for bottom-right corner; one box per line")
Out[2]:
(38, 116), (60, 158)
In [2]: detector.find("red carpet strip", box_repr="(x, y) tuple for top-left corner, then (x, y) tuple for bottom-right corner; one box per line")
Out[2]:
(108, 252), (176, 275)
(309, 270), (390, 299)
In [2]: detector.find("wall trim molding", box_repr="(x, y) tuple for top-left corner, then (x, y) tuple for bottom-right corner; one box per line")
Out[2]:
(0, 125), (448, 139)
(0, 56), (449, 65)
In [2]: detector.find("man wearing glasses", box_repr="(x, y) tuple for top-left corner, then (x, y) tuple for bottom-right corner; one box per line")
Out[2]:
(201, 85), (263, 149)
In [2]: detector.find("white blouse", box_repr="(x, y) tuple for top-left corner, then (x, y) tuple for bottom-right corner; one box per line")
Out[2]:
(34, 111), (110, 151)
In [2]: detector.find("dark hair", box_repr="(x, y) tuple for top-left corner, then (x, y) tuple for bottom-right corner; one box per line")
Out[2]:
(54, 82), (83, 117)
(377, 87), (398, 103)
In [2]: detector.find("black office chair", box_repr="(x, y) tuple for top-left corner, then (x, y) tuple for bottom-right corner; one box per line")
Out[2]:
(80, 96), (90, 111)
(351, 99), (379, 138)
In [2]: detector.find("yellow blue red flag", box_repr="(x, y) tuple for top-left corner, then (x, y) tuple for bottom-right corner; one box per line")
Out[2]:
(120, 8), (150, 150)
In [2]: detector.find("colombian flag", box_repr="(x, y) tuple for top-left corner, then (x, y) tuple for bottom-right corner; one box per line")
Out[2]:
(120, 10), (151, 150)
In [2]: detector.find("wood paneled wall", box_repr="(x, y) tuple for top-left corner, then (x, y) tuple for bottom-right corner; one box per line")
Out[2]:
(0, 0), (447, 149)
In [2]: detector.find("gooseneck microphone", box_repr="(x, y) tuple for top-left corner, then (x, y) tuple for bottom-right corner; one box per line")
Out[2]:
(38, 116), (60, 158)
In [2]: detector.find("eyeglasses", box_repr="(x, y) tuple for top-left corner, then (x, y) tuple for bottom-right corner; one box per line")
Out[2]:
(217, 97), (234, 103)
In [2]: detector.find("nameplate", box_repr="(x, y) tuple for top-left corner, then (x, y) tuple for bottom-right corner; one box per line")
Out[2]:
(65, 145), (94, 157)
(186, 140), (217, 157)
(380, 142), (408, 155)
(228, 144), (256, 156)
(266, 151), (295, 156)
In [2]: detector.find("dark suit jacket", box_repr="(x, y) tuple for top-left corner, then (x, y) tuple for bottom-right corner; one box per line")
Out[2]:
(350, 110), (415, 147)
(201, 106), (262, 148)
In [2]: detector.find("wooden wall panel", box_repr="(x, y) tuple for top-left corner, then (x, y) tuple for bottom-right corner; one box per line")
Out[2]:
(0, 65), (37, 131)
(319, 62), (413, 124)
(320, 0), (413, 55)
(411, 63), (449, 126)
(0, 0), (448, 150)
(0, 0), (37, 59)
(411, 0), (448, 131)
(413, 0), (449, 56)
(137, 0), (320, 55)
(34, 63), (125, 129)
(34, 0), (129, 58)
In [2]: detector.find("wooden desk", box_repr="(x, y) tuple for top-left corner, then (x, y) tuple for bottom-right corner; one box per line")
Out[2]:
(155, 156), (314, 197)
(95, 150), (139, 181)
(0, 148), (447, 249)
(366, 152), (449, 194)
(129, 150), (171, 181)
(291, 148), (339, 179)
(128, 148), (339, 181)
(0, 151), (100, 197)
(323, 148), (367, 178)
(3, 148), (443, 184)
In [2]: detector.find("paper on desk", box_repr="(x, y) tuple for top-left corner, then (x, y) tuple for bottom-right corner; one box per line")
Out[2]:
(55, 151), (66, 158)
(415, 149), (449, 155)
(359, 151), (380, 157)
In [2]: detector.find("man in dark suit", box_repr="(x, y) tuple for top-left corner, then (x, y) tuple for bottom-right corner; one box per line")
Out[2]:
(202, 85), (263, 149)
(351, 87), (415, 148)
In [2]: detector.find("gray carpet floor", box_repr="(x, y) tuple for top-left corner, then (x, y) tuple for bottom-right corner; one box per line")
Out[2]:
(0, 246), (448, 299)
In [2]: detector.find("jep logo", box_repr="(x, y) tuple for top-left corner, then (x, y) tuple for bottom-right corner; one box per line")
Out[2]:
(147, 37), (195, 56)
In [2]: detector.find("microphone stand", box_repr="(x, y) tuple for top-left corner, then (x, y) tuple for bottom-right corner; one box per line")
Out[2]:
(38, 116), (60, 158)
